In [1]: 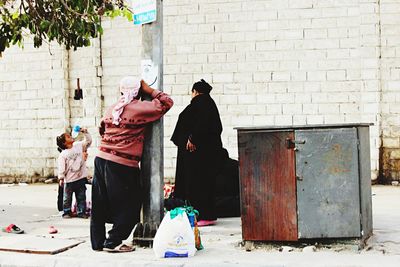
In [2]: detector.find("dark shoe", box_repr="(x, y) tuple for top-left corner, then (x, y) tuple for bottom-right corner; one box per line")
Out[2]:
(103, 240), (121, 250)
(62, 213), (73, 219)
(91, 243), (104, 251)
(77, 214), (89, 219)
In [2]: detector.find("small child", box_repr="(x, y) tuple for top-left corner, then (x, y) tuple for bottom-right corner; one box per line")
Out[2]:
(57, 151), (91, 213)
(56, 128), (92, 218)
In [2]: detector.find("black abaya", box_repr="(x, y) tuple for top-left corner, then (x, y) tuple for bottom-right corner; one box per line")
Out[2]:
(171, 93), (223, 221)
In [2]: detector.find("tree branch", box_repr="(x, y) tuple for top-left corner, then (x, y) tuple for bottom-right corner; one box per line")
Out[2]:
(59, 0), (88, 18)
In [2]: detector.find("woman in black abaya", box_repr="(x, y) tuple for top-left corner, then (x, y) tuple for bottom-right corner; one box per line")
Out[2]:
(171, 79), (223, 226)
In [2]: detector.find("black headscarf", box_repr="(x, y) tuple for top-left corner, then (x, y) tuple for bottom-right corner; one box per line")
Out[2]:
(192, 79), (212, 94)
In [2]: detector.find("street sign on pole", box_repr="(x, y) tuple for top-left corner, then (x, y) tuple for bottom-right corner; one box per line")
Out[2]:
(132, 0), (157, 25)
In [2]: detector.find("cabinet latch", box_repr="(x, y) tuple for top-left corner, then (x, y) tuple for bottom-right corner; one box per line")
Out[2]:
(286, 138), (305, 149)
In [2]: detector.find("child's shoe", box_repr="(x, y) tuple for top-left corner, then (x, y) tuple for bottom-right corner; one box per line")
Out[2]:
(62, 213), (72, 219)
(77, 214), (89, 219)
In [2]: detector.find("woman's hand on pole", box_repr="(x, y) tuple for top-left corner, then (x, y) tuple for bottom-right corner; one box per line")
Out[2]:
(140, 80), (154, 95)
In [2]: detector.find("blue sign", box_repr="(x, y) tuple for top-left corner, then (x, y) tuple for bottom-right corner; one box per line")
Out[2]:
(134, 10), (156, 25)
(133, 0), (157, 25)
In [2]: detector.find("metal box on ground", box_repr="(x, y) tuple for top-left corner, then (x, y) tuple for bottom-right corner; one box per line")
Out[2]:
(236, 124), (373, 242)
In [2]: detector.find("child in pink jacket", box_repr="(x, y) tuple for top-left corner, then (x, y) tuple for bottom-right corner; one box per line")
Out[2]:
(56, 128), (92, 218)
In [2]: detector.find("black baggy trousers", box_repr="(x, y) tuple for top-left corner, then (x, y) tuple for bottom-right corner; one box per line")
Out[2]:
(90, 157), (142, 250)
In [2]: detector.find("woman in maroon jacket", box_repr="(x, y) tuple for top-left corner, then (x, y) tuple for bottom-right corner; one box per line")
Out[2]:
(91, 77), (173, 252)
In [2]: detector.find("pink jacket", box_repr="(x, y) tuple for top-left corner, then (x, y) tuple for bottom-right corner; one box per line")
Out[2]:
(57, 132), (92, 183)
(97, 89), (173, 167)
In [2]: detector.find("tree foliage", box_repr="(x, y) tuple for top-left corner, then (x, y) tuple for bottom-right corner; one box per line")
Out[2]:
(0, 0), (133, 56)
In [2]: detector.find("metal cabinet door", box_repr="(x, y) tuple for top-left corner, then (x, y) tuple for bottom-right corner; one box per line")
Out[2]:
(295, 128), (361, 238)
(238, 130), (298, 241)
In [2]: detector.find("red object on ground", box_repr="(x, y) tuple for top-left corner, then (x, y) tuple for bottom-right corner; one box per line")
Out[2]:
(48, 226), (58, 234)
(2, 224), (24, 234)
(197, 220), (217, 227)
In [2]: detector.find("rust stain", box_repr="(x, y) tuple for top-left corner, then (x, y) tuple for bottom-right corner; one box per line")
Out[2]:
(322, 143), (353, 174)
(332, 144), (341, 154)
(328, 166), (351, 174)
(379, 147), (400, 183)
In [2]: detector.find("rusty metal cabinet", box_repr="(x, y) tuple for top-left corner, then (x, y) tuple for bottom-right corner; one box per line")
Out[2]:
(236, 124), (372, 241)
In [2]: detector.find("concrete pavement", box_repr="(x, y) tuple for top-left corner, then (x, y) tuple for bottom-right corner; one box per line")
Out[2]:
(0, 184), (399, 267)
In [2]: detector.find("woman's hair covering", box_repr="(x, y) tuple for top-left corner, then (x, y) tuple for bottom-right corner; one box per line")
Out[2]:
(192, 79), (212, 94)
(56, 133), (67, 153)
(112, 76), (141, 125)
(119, 76), (141, 96)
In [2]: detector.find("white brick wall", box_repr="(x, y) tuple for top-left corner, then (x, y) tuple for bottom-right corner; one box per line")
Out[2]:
(377, 0), (400, 182)
(0, 38), (67, 178)
(1, 0), (399, 182)
(163, 0), (380, 179)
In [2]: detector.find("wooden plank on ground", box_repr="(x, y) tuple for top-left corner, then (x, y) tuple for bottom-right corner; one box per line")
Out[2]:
(0, 235), (84, 254)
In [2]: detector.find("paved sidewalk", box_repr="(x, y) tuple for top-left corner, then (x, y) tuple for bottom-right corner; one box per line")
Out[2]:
(0, 184), (399, 267)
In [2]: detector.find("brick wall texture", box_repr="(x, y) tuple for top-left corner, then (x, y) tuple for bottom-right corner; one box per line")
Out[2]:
(0, 0), (399, 183)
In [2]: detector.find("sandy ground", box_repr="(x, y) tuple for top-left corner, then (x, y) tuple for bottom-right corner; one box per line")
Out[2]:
(0, 184), (399, 267)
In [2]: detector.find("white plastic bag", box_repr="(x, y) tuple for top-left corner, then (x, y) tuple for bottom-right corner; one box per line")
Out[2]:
(153, 208), (196, 258)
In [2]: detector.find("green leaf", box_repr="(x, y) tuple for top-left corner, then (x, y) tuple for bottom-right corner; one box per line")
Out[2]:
(11, 11), (19, 20)
(83, 38), (90, 46)
(33, 35), (42, 48)
(105, 9), (121, 19)
(122, 9), (133, 22)
(17, 39), (24, 48)
(97, 25), (103, 35)
(40, 20), (50, 31)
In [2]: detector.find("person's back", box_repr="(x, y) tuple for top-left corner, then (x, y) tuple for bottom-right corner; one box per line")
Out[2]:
(58, 141), (85, 183)
(189, 93), (223, 149)
(91, 77), (173, 252)
(171, 79), (223, 227)
(97, 89), (172, 167)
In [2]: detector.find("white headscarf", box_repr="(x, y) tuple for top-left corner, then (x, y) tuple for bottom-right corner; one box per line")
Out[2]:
(112, 76), (141, 125)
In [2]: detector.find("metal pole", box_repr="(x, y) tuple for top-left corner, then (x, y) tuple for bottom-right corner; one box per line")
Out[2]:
(140, 0), (163, 225)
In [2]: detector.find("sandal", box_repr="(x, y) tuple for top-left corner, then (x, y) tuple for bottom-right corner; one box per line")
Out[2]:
(103, 243), (135, 253)
(48, 226), (58, 234)
(2, 224), (24, 234)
